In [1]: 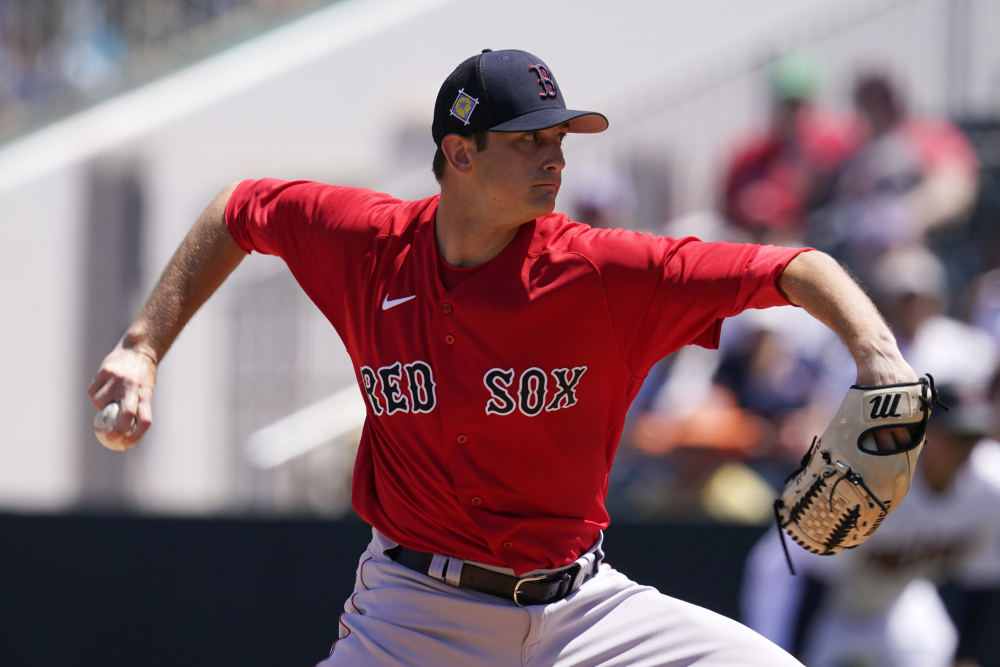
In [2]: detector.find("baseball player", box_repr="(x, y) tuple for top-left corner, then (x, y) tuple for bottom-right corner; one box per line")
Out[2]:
(743, 383), (1000, 667)
(88, 49), (918, 666)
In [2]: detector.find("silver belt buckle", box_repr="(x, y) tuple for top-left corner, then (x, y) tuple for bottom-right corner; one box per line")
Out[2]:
(512, 574), (549, 607)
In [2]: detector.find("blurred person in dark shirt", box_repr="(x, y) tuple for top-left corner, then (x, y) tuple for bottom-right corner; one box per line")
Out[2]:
(721, 53), (861, 246)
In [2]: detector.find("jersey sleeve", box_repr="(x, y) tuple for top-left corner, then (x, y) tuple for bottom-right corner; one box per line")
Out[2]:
(225, 178), (395, 260)
(575, 229), (808, 376)
(225, 179), (402, 333)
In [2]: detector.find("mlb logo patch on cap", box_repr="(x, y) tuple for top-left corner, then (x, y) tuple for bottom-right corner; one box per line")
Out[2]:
(450, 89), (479, 126)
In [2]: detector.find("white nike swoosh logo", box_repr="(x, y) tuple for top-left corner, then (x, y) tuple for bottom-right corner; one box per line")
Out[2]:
(382, 294), (416, 310)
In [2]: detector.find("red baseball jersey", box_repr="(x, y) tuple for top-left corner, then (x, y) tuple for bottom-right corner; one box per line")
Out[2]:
(226, 179), (807, 574)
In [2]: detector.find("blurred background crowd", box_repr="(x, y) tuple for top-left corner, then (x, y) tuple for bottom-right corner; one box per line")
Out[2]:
(0, 0), (325, 142)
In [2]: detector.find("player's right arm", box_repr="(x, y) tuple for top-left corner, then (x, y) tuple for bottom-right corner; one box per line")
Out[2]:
(86, 182), (245, 449)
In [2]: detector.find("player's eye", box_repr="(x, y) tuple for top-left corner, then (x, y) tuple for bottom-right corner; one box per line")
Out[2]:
(521, 132), (537, 141)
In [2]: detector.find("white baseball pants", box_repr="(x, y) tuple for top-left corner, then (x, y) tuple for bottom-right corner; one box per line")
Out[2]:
(316, 528), (802, 667)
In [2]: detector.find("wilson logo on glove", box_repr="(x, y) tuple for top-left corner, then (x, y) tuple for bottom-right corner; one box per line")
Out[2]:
(865, 391), (913, 421)
(773, 376), (946, 573)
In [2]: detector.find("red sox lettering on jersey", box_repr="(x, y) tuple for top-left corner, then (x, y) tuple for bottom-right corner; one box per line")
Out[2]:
(483, 366), (587, 416)
(359, 362), (437, 415)
(225, 178), (806, 575)
(359, 362), (587, 418)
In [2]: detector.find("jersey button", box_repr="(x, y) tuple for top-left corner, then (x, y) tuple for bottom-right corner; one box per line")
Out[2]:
(445, 334), (455, 345)
(456, 434), (468, 444)
(442, 303), (453, 314)
(471, 496), (481, 506)
(502, 541), (513, 550)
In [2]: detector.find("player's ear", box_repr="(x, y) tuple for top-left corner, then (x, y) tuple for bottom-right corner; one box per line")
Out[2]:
(441, 134), (475, 176)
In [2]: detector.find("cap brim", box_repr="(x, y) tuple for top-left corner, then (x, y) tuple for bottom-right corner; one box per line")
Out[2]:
(489, 108), (608, 134)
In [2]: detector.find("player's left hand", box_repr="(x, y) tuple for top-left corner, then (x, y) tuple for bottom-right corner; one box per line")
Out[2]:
(868, 426), (912, 451)
(776, 375), (941, 558)
(855, 354), (918, 451)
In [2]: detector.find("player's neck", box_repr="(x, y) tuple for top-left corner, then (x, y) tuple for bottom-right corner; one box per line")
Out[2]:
(435, 192), (525, 268)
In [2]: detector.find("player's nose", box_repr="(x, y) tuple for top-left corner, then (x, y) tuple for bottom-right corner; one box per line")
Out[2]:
(543, 143), (566, 173)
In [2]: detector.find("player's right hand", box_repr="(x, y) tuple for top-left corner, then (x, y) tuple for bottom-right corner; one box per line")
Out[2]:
(87, 340), (158, 450)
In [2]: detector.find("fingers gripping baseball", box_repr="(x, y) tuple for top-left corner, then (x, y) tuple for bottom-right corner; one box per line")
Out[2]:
(87, 343), (157, 450)
(855, 358), (918, 452)
(867, 425), (913, 452)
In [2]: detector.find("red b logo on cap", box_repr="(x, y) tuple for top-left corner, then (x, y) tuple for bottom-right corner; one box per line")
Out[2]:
(529, 64), (557, 99)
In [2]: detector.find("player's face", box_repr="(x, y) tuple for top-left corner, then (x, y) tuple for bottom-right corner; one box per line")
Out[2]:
(474, 124), (568, 222)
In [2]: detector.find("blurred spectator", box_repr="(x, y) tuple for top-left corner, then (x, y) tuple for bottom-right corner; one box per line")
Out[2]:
(61, 0), (126, 95)
(720, 52), (860, 245)
(869, 246), (996, 378)
(969, 268), (1000, 344)
(809, 73), (978, 284)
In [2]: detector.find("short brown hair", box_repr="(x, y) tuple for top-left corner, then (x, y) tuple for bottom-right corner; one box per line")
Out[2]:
(432, 130), (490, 182)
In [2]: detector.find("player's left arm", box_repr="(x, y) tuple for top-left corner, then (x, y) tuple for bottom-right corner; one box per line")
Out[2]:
(776, 249), (916, 449)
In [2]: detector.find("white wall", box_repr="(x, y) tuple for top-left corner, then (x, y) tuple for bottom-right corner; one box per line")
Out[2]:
(0, 167), (86, 509)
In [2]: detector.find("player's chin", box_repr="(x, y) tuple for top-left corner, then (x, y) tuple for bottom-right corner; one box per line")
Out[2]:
(528, 189), (558, 215)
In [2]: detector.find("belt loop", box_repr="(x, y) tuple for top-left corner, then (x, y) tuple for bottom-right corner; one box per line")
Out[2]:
(428, 553), (448, 582)
(444, 557), (462, 587)
(571, 553), (594, 591)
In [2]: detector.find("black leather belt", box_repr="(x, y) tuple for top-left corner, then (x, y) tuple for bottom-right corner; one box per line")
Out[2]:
(385, 545), (597, 606)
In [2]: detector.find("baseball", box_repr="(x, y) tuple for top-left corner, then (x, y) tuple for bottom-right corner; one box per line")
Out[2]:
(93, 401), (136, 451)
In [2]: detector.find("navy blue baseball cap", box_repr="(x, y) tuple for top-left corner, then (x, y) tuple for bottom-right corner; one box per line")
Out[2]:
(432, 49), (609, 145)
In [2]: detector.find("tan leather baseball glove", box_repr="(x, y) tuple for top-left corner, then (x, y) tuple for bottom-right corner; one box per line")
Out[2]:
(774, 376), (945, 570)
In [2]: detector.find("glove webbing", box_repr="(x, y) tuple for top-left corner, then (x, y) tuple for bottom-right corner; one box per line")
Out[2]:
(774, 435), (820, 576)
